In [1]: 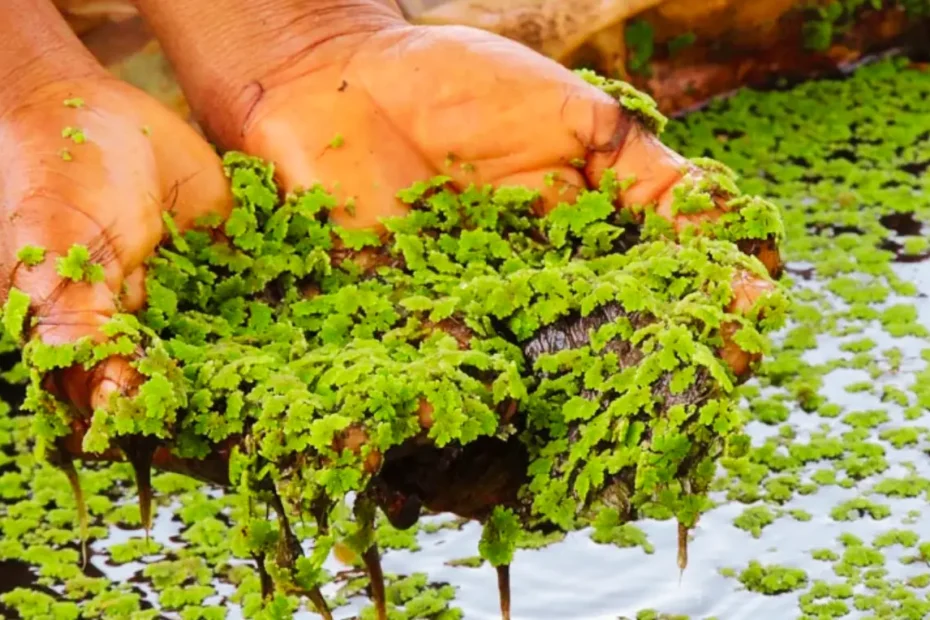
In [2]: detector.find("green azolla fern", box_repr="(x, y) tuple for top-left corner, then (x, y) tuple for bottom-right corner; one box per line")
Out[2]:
(1, 289), (31, 342)
(576, 69), (668, 134)
(56, 244), (105, 284)
(164, 151), (779, 572)
(9, 74), (788, 592)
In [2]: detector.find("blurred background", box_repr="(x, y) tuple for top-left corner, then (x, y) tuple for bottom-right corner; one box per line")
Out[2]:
(54, 0), (929, 123)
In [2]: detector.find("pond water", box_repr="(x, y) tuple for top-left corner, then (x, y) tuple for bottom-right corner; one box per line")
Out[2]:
(2, 55), (930, 620)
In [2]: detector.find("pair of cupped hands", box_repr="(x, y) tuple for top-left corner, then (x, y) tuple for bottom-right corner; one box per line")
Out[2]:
(0, 0), (772, 422)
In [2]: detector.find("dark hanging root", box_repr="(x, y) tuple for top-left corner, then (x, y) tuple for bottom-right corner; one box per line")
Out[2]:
(48, 444), (89, 567)
(311, 494), (332, 535)
(353, 491), (387, 620)
(362, 544), (387, 620)
(65, 462), (90, 568)
(268, 488), (302, 569)
(496, 564), (512, 620)
(116, 434), (159, 537)
(250, 490), (332, 618)
(677, 520), (689, 579)
(252, 551), (275, 600)
(309, 494), (337, 619)
(268, 488), (333, 620)
(307, 587), (334, 620)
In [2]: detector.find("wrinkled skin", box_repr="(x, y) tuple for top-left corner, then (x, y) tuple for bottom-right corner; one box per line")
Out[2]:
(0, 75), (231, 412)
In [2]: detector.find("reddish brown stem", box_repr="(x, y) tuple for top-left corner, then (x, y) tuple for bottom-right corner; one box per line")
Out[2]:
(308, 588), (334, 620)
(497, 564), (511, 620)
(362, 544), (387, 620)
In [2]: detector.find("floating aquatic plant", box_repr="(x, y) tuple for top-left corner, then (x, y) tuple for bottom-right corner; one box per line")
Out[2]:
(4, 54), (929, 619)
(0, 70), (786, 619)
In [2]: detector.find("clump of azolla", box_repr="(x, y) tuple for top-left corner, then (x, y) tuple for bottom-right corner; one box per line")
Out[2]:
(662, 55), (930, 619)
(2, 73), (787, 618)
(6, 52), (930, 620)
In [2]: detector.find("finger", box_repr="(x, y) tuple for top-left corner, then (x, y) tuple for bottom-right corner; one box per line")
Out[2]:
(7, 200), (143, 414)
(736, 237), (782, 280)
(720, 270), (775, 378)
(6, 195), (124, 342)
(4, 192), (147, 413)
(728, 269), (775, 315)
(120, 265), (147, 314)
(142, 100), (233, 232)
(118, 101), (234, 315)
(582, 108), (691, 218)
(492, 167), (585, 215)
(579, 99), (782, 276)
(57, 355), (141, 418)
(9, 97), (166, 264)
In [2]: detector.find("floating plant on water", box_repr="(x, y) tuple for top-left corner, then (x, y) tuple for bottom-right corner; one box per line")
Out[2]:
(0, 70), (788, 619)
(7, 53), (928, 620)
(0, 50), (926, 619)
(1, 53), (923, 619)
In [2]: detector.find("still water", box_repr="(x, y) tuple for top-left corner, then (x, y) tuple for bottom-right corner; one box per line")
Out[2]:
(67, 257), (930, 619)
(4, 55), (930, 620)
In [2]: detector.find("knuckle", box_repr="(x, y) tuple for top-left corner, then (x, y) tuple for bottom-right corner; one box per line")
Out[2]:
(587, 97), (630, 155)
(561, 83), (631, 172)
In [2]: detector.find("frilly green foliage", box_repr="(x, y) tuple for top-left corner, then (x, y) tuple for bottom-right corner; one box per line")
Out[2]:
(3, 51), (930, 620)
(2, 73), (786, 610)
(576, 69), (668, 134)
(57, 244), (105, 284)
(666, 55), (930, 619)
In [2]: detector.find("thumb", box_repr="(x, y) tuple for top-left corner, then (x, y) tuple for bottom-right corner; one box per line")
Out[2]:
(33, 278), (144, 417)
(581, 105), (783, 277)
(54, 357), (142, 419)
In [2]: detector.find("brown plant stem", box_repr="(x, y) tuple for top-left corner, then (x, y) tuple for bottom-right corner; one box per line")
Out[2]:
(497, 564), (511, 620)
(307, 588), (334, 620)
(362, 544), (388, 620)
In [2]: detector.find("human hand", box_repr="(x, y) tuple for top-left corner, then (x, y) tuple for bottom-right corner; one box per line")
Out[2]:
(0, 73), (231, 416)
(155, 5), (746, 226)
(134, 0), (781, 374)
